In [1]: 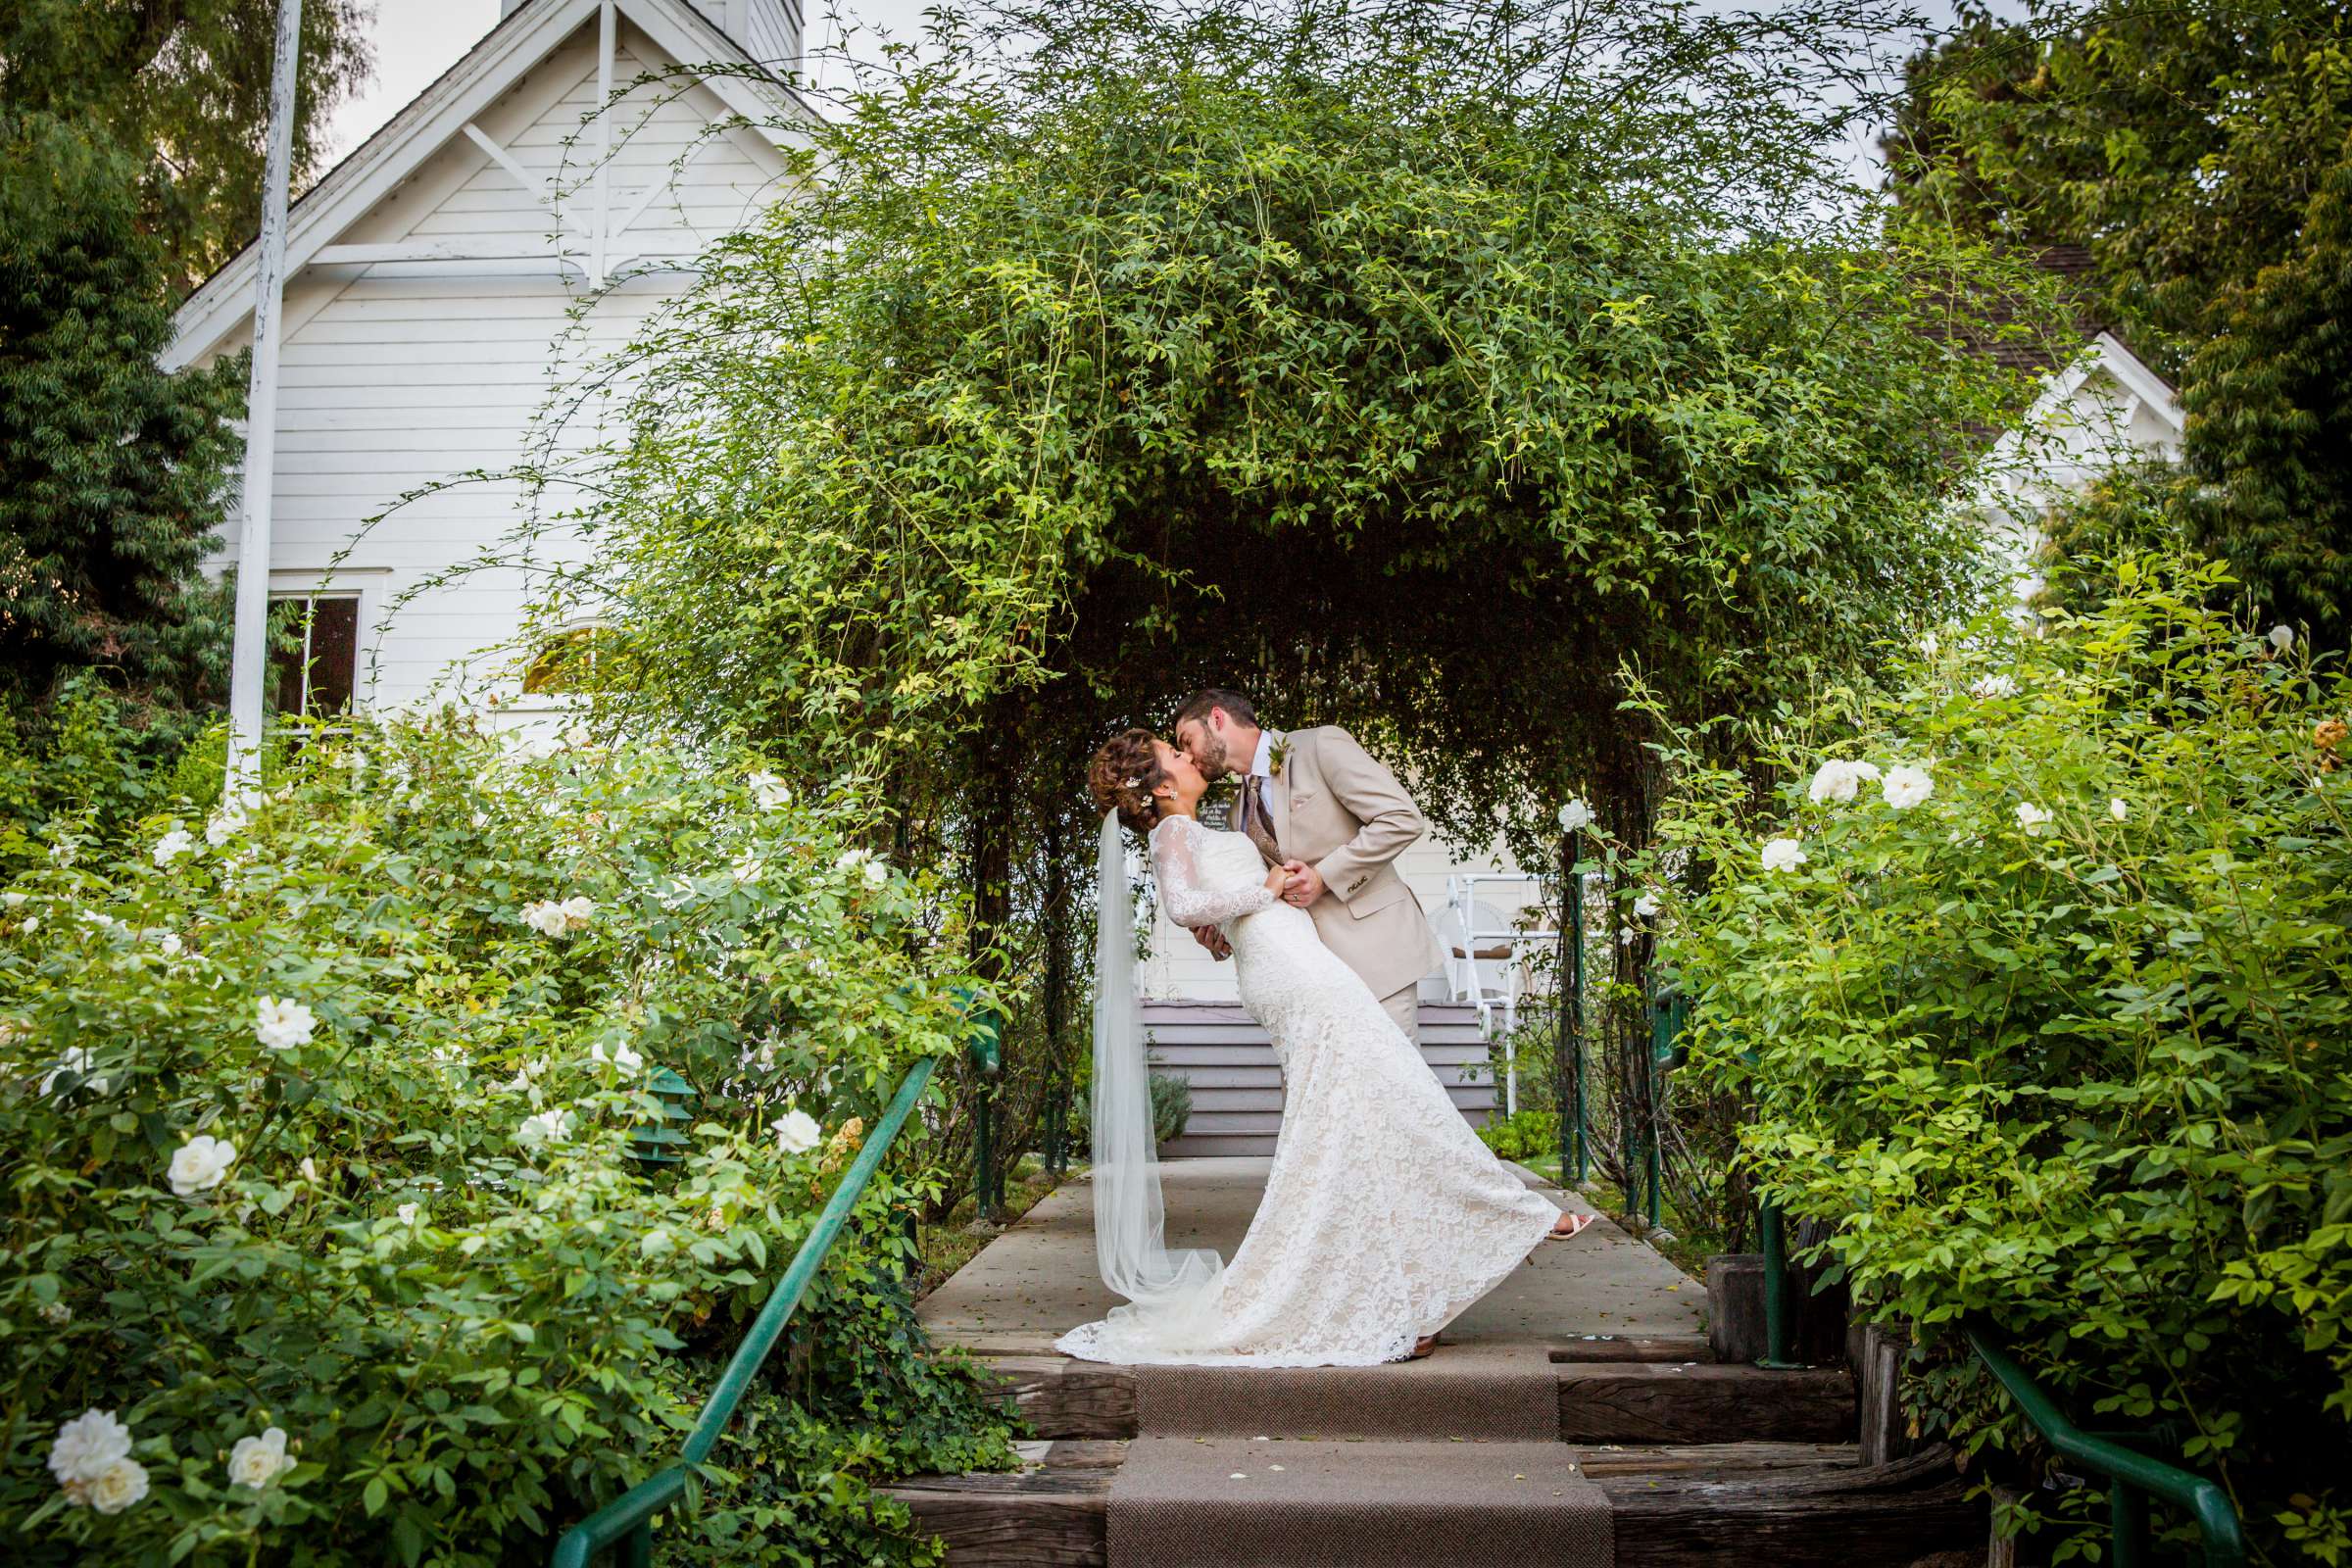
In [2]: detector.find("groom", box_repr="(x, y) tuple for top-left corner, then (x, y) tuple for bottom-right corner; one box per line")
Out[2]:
(1173, 689), (1447, 1043)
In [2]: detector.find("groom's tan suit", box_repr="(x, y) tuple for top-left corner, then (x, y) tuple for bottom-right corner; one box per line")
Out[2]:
(1251, 726), (1446, 1042)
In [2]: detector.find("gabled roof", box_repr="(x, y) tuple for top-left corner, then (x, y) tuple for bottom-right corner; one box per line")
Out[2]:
(165, 0), (812, 370)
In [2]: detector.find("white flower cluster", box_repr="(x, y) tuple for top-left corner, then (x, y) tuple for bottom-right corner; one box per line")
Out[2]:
(773, 1107), (822, 1154)
(2015, 802), (2053, 832)
(1969, 672), (2019, 701)
(748, 769), (793, 808)
(169, 1134), (236, 1197)
(48, 1409), (148, 1513)
(206, 801), (249, 848)
(152, 828), (195, 868)
(835, 848), (890, 889)
(1808, 758), (1935, 812)
(520, 895), (596, 937)
(227, 1427), (296, 1490)
(255, 996), (315, 1052)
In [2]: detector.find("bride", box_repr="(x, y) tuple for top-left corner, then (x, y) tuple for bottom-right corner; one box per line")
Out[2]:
(1054, 729), (1592, 1368)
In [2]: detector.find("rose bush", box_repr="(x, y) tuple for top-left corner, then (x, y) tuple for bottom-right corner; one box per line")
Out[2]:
(0, 714), (1018, 1565)
(1644, 562), (2352, 1562)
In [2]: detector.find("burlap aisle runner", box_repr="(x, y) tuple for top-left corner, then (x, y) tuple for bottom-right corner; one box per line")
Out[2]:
(1131, 1342), (1561, 1441)
(1108, 1435), (1613, 1568)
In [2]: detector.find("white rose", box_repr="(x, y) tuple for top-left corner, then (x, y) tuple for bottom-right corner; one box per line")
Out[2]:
(299, 1156), (320, 1184)
(396, 1202), (420, 1225)
(1920, 632), (1940, 658)
(1632, 893), (1661, 918)
(520, 900), (569, 937)
(1881, 764), (1934, 810)
(152, 828), (194, 867)
(1556, 799), (1594, 834)
(168, 1134), (237, 1197)
(517, 1109), (568, 1148)
(2, 890), (24, 907)
(834, 848), (872, 875)
(2269, 625), (2295, 654)
(558, 895), (595, 931)
(20, 915), (35, 933)
(227, 1427), (295, 1490)
(40, 1299), (71, 1325)
(205, 806), (248, 848)
(156, 931), (183, 956)
(40, 1048), (104, 1097)
(748, 770), (792, 808)
(862, 858), (890, 889)
(593, 1039), (644, 1074)
(254, 996), (316, 1052)
(1759, 837), (1808, 873)
(1807, 759), (1880, 805)
(2015, 802), (2053, 832)
(1969, 673), (2019, 700)
(80, 1455), (150, 1514)
(2110, 797), (2129, 821)
(48, 1409), (132, 1485)
(773, 1108), (822, 1154)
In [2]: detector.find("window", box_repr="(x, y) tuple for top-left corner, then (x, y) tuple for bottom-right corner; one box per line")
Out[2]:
(521, 625), (624, 695)
(267, 594), (360, 721)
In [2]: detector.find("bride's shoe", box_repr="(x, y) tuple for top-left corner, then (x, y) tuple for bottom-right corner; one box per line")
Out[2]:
(1402, 1332), (1442, 1360)
(1544, 1211), (1597, 1241)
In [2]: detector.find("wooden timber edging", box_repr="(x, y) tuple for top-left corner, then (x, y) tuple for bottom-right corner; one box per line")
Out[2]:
(965, 1356), (1856, 1446)
(883, 1440), (1980, 1568)
(1142, 999), (1503, 1158)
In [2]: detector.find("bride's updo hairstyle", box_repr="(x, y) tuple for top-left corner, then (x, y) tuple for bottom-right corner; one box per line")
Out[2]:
(1088, 729), (1167, 835)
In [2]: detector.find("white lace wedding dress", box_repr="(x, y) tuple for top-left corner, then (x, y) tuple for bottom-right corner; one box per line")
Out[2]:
(1054, 813), (1561, 1367)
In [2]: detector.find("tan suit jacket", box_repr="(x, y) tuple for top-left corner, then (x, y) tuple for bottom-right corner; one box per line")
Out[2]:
(1258, 726), (1446, 1001)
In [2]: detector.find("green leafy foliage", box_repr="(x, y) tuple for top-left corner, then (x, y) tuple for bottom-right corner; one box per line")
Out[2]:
(0, 717), (1016, 1564)
(1644, 562), (2352, 1560)
(0, 0), (373, 295)
(0, 113), (243, 712)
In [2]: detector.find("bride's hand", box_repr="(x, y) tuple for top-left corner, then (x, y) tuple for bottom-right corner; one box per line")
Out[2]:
(1263, 863), (1290, 894)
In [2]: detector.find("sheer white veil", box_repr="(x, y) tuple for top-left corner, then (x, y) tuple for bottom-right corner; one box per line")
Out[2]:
(1087, 811), (1225, 1334)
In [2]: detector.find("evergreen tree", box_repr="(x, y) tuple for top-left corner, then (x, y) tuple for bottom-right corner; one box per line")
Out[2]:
(2179, 146), (2352, 636)
(0, 0), (372, 295)
(0, 113), (244, 710)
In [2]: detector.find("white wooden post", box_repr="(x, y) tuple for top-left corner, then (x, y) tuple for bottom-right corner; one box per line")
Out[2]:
(223, 0), (305, 799)
(592, 1), (615, 288)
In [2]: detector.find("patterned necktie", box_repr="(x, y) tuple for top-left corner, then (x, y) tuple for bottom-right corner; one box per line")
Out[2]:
(1237, 773), (1284, 868)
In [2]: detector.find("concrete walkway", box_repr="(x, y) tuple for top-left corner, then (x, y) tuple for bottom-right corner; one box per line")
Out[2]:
(917, 1157), (1703, 1357)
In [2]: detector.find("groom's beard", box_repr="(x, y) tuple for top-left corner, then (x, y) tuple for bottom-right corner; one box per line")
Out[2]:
(1194, 735), (1230, 777)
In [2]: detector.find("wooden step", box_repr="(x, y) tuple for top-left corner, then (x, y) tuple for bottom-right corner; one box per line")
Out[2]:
(885, 1441), (1975, 1567)
(970, 1355), (1854, 1444)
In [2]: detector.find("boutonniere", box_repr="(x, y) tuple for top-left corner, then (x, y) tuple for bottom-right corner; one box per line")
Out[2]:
(1267, 740), (1290, 780)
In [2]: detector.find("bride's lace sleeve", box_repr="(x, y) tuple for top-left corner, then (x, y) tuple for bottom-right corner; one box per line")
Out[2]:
(1152, 816), (1277, 928)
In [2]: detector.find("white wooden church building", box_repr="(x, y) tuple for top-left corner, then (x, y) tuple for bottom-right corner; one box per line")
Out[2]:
(167, 2), (2189, 1152)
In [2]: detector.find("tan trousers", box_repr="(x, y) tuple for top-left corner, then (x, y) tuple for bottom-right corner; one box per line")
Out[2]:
(1379, 985), (1421, 1045)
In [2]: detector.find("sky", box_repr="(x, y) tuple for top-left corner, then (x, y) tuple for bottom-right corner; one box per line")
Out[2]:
(325, 0), (2023, 178)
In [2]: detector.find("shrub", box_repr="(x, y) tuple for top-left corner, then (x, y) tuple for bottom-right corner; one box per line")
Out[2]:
(0, 714), (1018, 1565)
(1148, 1070), (1192, 1147)
(1645, 561), (2352, 1562)
(1475, 1109), (1561, 1164)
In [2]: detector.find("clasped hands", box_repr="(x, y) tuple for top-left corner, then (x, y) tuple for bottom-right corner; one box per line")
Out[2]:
(1194, 859), (1323, 960)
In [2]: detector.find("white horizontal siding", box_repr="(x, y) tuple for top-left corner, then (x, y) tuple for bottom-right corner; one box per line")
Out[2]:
(195, 12), (783, 716)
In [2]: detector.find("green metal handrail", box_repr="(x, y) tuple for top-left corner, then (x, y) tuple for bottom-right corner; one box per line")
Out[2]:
(550, 1053), (941, 1568)
(1965, 1326), (2246, 1568)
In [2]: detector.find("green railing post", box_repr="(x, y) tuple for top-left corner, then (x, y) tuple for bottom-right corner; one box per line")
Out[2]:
(957, 992), (1004, 1221)
(1756, 1197), (1802, 1369)
(2112, 1482), (2151, 1568)
(1557, 833), (1589, 1186)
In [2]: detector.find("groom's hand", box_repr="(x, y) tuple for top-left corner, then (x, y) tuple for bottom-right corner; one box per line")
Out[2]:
(1190, 924), (1232, 961)
(1281, 860), (1325, 907)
